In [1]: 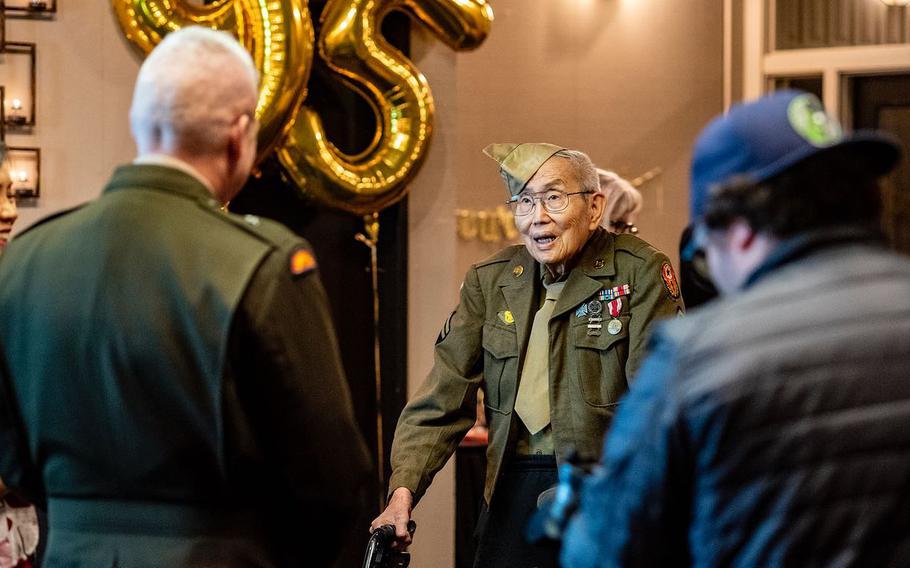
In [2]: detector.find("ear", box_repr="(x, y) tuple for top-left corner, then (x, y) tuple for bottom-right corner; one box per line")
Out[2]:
(588, 191), (606, 230)
(728, 219), (758, 252)
(226, 113), (251, 168)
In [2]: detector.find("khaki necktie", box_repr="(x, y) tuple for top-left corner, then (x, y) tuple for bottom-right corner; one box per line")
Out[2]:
(514, 281), (564, 434)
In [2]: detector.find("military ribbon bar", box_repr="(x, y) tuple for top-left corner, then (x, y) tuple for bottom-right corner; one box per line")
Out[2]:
(599, 284), (631, 301)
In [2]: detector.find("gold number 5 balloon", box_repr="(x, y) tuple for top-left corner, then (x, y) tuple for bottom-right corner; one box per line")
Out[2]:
(279, 0), (493, 215)
(111, 0), (313, 164)
(111, 0), (492, 216)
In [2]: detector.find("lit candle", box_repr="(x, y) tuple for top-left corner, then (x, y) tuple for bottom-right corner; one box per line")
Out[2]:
(8, 99), (26, 126)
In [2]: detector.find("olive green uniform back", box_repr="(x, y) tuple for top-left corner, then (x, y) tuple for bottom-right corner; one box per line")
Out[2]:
(0, 165), (370, 567)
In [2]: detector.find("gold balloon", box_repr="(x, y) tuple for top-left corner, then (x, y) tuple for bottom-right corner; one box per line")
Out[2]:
(111, 0), (493, 215)
(397, 0), (493, 51)
(277, 0), (493, 216)
(110, 0), (313, 164)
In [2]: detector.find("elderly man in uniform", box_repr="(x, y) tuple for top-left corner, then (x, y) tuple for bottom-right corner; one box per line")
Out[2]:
(373, 143), (683, 567)
(562, 91), (910, 567)
(0, 27), (370, 567)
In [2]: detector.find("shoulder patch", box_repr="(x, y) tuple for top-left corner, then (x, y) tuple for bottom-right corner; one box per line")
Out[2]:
(661, 261), (681, 300)
(290, 248), (317, 276)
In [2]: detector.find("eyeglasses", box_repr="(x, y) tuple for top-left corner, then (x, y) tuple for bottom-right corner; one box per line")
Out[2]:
(507, 190), (593, 216)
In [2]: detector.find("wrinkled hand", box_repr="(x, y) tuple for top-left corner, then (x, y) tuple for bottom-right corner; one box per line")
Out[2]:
(370, 487), (414, 550)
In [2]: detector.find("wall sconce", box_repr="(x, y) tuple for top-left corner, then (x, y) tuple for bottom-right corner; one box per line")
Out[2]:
(1, 42), (36, 130)
(3, 0), (56, 17)
(7, 146), (40, 199)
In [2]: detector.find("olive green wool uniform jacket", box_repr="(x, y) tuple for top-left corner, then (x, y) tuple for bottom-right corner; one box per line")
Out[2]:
(0, 165), (370, 567)
(389, 228), (683, 505)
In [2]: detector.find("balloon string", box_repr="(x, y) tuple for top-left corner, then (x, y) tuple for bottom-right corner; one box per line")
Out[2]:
(355, 212), (384, 511)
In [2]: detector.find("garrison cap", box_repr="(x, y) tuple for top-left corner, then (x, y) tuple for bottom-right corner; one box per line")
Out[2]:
(483, 142), (565, 198)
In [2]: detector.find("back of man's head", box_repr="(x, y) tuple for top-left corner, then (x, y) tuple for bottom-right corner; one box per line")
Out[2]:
(597, 169), (642, 233)
(129, 27), (259, 158)
(689, 91), (900, 238)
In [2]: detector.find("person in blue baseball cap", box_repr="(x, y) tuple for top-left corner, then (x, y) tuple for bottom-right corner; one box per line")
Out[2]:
(562, 90), (910, 567)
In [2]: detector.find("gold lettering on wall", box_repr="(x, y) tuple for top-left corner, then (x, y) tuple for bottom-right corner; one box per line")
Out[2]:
(456, 205), (518, 243)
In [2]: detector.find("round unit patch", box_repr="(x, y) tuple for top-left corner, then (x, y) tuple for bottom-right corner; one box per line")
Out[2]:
(661, 261), (680, 300)
(290, 248), (317, 276)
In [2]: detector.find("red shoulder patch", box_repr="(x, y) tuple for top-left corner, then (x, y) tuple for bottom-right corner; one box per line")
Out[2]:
(290, 248), (317, 276)
(661, 261), (680, 300)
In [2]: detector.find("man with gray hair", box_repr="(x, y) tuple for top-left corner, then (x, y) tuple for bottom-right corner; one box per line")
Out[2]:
(374, 143), (682, 567)
(0, 27), (370, 567)
(597, 169), (643, 235)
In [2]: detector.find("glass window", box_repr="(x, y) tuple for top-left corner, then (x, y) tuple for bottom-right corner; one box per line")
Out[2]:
(772, 76), (824, 100)
(775, 0), (910, 51)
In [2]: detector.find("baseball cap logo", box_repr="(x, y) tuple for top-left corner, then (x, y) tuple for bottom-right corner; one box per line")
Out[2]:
(787, 93), (843, 147)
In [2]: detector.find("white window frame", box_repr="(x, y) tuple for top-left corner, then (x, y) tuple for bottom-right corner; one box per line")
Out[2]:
(726, 0), (910, 124)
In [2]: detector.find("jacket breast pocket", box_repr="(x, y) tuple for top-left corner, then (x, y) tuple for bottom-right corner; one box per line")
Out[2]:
(572, 315), (630, 407)
(481, 322), (519, 414)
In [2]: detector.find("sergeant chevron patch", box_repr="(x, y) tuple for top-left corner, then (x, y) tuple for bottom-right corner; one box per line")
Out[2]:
(436, 310), (456, 344)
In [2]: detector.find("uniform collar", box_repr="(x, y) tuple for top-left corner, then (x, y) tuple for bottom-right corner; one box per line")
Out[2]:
(499, 227), (617, 320)
(133, 154), (215, 194)
(103, 163), (221, 208)
(501, 228), (616, 288)
(551, 229), (616, 318)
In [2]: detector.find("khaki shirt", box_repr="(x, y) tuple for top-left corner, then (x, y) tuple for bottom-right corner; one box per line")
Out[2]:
(389, 228), (684, 504)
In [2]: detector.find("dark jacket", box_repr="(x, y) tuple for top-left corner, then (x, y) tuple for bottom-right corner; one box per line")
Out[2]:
(0, 165), (371, 567)
(563, 229), (910, 567)
(390, 228), (683, 505)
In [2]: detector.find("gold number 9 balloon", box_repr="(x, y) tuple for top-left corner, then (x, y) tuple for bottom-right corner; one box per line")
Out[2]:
(111, 0), (313, 165)
(111, 0), (493, 216)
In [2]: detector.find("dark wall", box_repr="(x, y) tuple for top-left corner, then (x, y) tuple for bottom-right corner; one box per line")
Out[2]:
(230, 4), (411, 566)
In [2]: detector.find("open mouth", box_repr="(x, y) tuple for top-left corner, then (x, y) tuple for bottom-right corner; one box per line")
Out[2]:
(532, 234), (558, 247)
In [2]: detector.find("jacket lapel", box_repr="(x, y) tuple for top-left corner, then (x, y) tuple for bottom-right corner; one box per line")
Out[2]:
(552, 228), (617, 319)
(498, 248), (537, 356)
